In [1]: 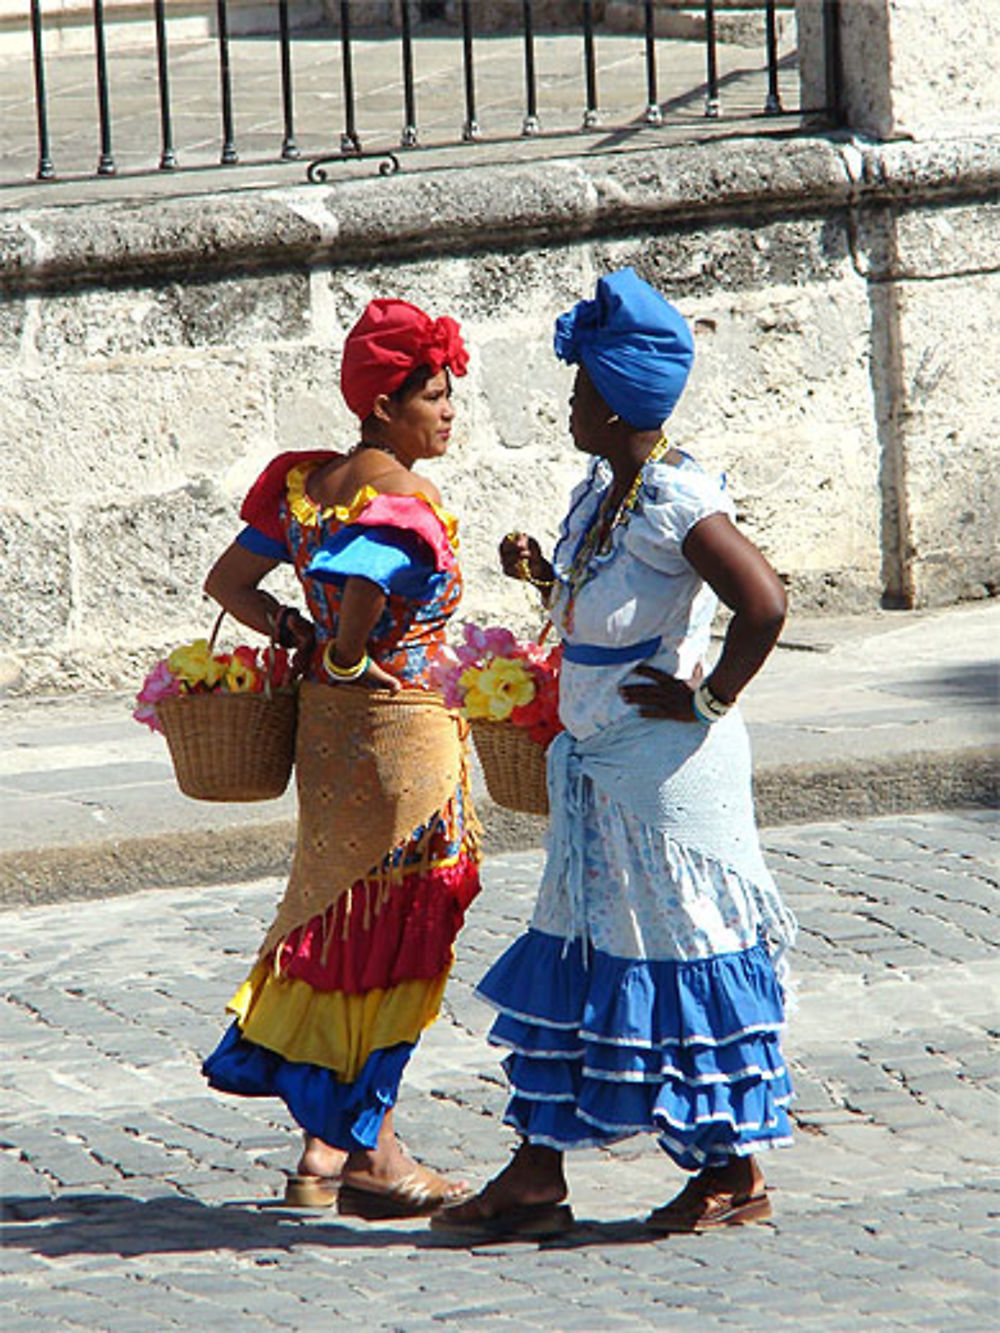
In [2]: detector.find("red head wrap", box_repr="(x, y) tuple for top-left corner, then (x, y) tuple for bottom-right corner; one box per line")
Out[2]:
(340, 298), (469, 421)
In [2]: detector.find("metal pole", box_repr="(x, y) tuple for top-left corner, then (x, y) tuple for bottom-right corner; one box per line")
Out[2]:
(278, 0), (299, 159)
(340, 0), (360, 152)
(460, 0), (479, 140)
(581, 0), (598, 129)
(153, 0), (177, 169)
(822, 0), (845, 126)
(521, 0), (539, 136)
(704, 0), (719, 118)
(216, 0), (238, 163)
(643, 0), (661, 125)
(29, 0), (54, 180)
(764, 0), (782, 114)
(92, 0), (116, 174)
(400, 0), (417, 147)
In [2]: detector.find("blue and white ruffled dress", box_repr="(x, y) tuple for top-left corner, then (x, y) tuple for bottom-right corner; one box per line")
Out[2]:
(477, 454), (797, 1170)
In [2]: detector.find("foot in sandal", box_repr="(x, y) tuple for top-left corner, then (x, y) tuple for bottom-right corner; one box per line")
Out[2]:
(431, 1141), (573, 1241)
(646, 1156), (772, 1233)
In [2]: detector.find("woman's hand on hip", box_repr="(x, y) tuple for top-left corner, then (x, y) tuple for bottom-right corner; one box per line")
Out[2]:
(356, 659), (402, 694)
(619, 664), (698, 721)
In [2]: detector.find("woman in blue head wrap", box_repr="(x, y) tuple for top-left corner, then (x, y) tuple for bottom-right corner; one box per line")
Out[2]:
(433, 268), (797, 1241)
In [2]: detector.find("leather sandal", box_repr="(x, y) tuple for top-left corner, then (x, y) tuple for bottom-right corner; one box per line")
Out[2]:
(430, 1198), (575, 1243)
(283, 1173), (340, 1209)
(337, 1172), (471, 1221)
(646, 1187), (772, 1234)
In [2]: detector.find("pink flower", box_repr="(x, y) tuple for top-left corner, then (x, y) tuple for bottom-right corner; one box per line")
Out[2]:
(427, 646), (466, 707)
(132, 658), (181, 732)
(456, 622), (519, 665)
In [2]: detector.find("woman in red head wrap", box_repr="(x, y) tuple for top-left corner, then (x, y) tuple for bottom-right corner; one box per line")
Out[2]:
(200, 299), (478, 1218)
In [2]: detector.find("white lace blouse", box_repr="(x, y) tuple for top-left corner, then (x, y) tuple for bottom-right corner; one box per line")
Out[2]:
(550, 453), (735, 741)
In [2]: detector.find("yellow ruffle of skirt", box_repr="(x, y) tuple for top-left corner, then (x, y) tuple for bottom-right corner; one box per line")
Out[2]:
(227, 960), (451, 1083)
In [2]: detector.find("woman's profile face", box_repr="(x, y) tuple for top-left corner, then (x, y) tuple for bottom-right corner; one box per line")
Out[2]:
(386, 369), (455, 459)
(568, 367), (605, 455)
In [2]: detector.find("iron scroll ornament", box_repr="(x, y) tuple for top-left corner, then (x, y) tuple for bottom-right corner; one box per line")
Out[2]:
(306, 151), (401, 183)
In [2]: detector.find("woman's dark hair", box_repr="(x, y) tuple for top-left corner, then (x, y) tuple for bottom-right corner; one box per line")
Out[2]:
(361, 363), (440, 431)
(390, 363), (435, 403)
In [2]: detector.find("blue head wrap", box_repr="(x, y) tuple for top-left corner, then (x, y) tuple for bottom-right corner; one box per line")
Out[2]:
(553, 267), (694, 429)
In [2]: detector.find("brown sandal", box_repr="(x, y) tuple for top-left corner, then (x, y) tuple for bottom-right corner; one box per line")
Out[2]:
(430, 1198), (575, 1243)
(646, 1185), (772, 1233)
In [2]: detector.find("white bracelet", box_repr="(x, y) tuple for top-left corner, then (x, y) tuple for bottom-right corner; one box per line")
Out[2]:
(692, 681), (733, 725)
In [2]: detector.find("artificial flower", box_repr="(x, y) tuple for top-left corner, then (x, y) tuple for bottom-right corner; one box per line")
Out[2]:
(431, 621), (563, 748)
(465, 657), (536, 722)
(456, 622), (518, 666)
(260, 645), (293, 690)
(226, 645), (262, 694)
(168, 639), (229, 689)
(132, 658), (182, 733)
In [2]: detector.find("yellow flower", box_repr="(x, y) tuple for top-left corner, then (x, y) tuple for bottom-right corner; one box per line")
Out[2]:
(225, 658), (258, 693)
(168, 639), (228, 689)
(467, 658), (535, 722)
(459, 666), (490, 720)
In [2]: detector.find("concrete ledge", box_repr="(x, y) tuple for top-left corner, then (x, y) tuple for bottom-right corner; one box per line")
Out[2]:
(3, 133), (997, 294)
(2, 746), (994, 909)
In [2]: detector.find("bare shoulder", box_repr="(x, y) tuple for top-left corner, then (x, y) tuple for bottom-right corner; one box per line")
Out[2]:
(365, 467), (441, 505)
(310, 451), (442, 508)
(394, 470), (441, 506)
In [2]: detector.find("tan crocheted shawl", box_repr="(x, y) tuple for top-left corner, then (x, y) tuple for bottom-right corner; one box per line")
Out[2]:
(260, 681), (466, 960)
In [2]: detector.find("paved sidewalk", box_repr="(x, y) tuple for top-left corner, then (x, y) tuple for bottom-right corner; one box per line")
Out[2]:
(0, 601), (997, 906)
(2, 810), (998, 1331)
(1, 21), (801, 207)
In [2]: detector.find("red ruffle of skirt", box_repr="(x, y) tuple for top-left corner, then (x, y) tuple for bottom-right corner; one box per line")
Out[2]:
(274, 852), (481, 995)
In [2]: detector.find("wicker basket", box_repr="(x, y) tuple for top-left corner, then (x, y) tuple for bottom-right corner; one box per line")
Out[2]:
(155, 611), (297, 802)
(157, 689), (297, 801)
(470, 719), (550, 816)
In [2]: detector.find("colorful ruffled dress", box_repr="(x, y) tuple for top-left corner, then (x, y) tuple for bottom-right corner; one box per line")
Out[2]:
(476, 453), (797, 1170)
(203, 451), (481, 1150)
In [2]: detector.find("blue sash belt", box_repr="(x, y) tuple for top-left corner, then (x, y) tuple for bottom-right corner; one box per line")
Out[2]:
(560, 635), (661, 666)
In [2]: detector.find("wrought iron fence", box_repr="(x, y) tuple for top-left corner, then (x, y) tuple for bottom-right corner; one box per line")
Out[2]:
(13, 1), (844, 187)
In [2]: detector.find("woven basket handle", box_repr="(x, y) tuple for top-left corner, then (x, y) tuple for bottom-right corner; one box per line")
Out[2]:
(207, 607), (283, 700)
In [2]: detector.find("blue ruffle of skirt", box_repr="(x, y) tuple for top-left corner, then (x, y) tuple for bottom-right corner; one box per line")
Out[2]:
(476, 929), (793, 1170)
(202, 1022), (414, 1152)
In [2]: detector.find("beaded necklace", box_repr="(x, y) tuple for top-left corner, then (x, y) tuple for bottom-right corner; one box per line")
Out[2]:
(350, 439), (403, 463)
(562, 434), (670, 629)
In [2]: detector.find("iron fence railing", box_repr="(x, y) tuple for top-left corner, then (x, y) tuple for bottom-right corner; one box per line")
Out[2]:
(12, 1), (844, 188)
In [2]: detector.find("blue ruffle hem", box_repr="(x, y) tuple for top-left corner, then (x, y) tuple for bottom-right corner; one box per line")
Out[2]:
(476, 929), (794, 1170)
(202, 1022), (415, 1152)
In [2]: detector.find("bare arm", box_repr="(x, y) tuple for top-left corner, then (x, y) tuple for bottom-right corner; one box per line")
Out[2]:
(329, 576), (400, 693)
(204, 542), (287, 638)
(620, 513), (786, 721)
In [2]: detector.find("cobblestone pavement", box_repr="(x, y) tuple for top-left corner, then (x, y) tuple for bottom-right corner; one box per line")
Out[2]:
(2, 809), (998, 1331)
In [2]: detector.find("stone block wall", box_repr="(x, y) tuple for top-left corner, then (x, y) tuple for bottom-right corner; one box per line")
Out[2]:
(0, 134), (997, 693)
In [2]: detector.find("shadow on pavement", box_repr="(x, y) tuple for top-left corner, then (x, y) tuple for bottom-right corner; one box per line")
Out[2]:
(1, 1193), (674, 1256)
(879, 661), (998, 708)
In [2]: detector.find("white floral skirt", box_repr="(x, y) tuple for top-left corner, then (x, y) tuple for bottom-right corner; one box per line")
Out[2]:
(476, 768), (796, 1169)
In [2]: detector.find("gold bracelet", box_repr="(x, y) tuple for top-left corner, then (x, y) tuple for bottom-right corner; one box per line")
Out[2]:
(322, 642), (370, 681)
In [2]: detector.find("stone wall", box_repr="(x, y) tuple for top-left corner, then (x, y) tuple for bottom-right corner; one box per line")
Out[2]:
(796, 0), (1000, 140)
(0, 133), (997, 693)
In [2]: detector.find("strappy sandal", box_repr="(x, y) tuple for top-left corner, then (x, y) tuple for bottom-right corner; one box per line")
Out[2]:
(282, 1173), (340, 1209)
(646, 1183), (772, 1234)
(430, 1197), (575, 1243)
(337, 1172), (471, 1220)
